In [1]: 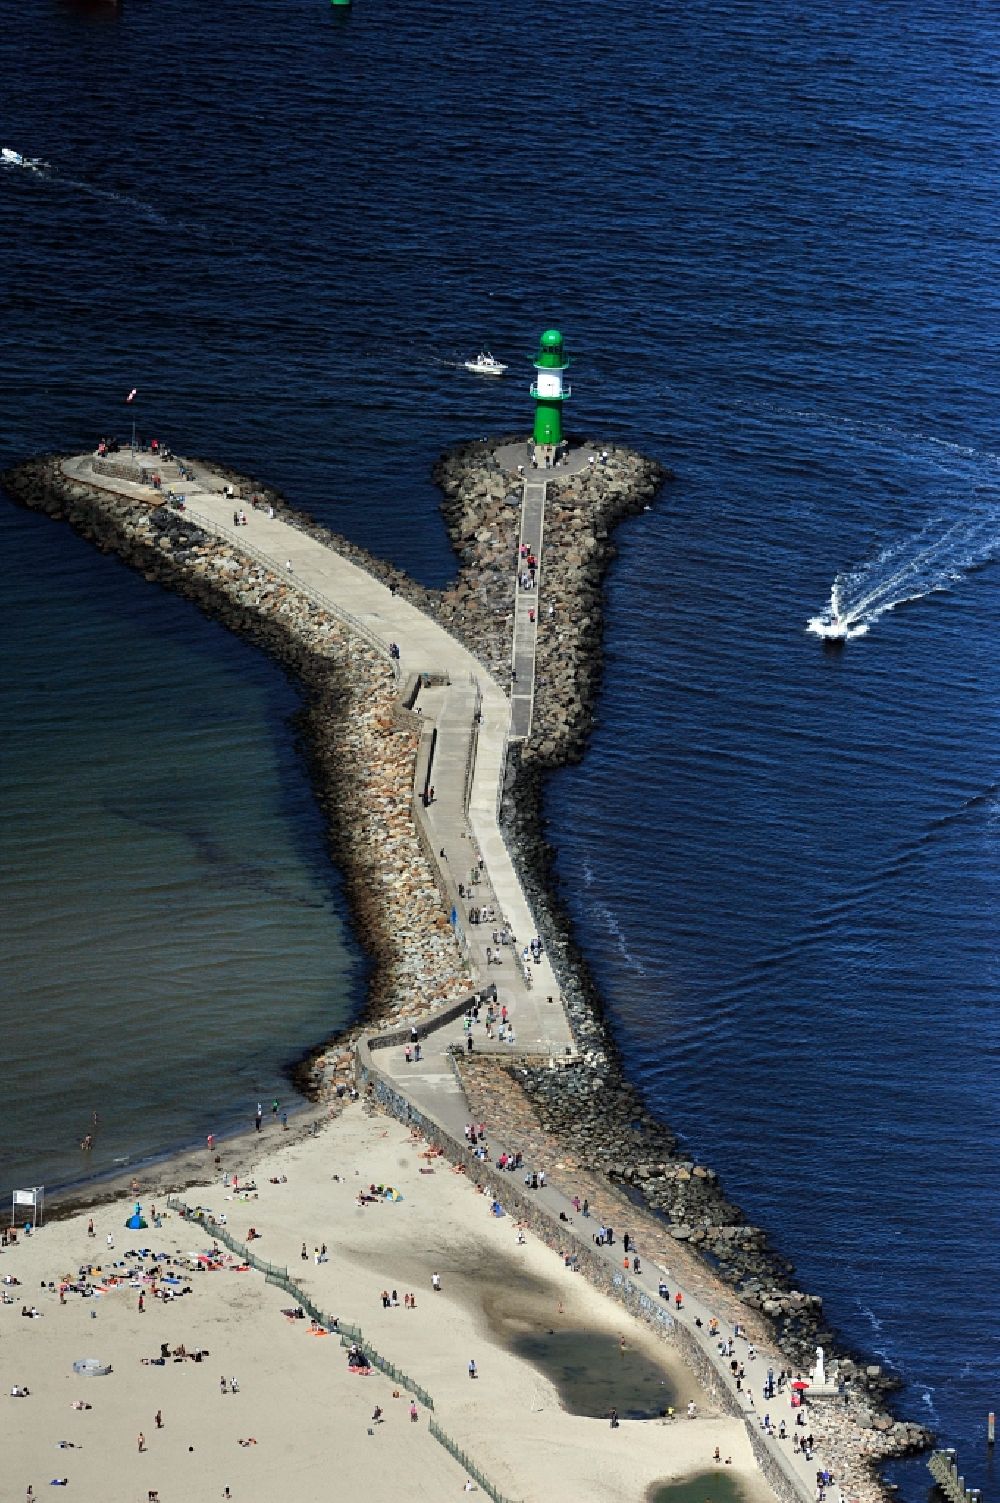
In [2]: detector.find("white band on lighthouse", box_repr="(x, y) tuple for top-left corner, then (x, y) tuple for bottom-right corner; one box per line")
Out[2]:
(535, 370), (563, 398)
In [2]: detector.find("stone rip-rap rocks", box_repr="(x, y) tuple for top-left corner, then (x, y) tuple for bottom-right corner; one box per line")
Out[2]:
(0, 456), (471, 1100)
(434, 441), (931, 1489)
(2, 442), (931, 1495)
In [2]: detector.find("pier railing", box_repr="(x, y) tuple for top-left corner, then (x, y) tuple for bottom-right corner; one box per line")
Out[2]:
(463, 674), (483, 816)
(180, 506), (400, 674)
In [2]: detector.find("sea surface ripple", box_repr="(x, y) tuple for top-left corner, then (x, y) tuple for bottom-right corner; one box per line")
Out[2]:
(1, 2), (997, 1495)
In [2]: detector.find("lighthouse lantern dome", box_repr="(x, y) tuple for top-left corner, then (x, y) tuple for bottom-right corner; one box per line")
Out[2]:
(535, 328), (568, 369)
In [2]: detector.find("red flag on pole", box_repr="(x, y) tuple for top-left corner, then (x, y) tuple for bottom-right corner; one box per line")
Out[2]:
(126, 388), (137, 403)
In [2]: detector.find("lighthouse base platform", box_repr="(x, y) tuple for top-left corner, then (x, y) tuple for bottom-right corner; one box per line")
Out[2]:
(493, 438), (596, 479)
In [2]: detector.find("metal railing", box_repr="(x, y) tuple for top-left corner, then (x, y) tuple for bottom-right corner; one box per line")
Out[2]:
(508, 475), (546, 743)
(462, 674), (484, 816)
(179, 505), (400, 675)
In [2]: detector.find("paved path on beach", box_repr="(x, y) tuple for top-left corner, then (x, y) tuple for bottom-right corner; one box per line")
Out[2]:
(374, 1028), (824, 1503)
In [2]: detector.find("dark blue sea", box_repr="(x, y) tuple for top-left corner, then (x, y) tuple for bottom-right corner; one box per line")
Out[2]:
(2, 2), (997, 1495)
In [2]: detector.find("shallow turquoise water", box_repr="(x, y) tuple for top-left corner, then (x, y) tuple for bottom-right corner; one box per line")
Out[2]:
(0, 504), (365, 1192)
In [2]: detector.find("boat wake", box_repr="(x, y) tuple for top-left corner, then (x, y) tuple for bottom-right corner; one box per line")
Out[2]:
(2, 145), (187, 227)
(582, 860), (648, 977)
(808, 506), (1000, 641)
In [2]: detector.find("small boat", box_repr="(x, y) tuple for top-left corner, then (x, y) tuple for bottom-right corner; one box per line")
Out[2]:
(464, 350), (507, 377)
(807, 608), (865, 643)
(2, 147), (49, 171)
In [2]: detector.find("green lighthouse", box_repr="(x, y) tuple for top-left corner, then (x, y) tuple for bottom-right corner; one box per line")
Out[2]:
(530, 328), (571, 450)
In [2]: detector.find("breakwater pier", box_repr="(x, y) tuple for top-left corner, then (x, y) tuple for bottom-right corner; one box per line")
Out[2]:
(3, 438), (930, 1503)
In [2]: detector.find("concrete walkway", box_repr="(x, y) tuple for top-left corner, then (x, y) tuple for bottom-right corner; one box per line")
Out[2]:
(375, 1030), (825, 1503)
(510, 478), (545, 740)
(65, 448), (828, 1503)
(62, 450), (571, 1053)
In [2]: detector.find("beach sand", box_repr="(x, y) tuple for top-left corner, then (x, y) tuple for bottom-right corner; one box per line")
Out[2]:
(1, 1103), (775, 1503)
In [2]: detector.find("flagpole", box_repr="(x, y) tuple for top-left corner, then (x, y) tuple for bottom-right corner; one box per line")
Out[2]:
(126, 386), (138, 455)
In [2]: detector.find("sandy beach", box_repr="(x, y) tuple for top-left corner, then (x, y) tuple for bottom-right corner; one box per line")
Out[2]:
(2, 1104), (773, 1503)
(0, 443), (933, 1503)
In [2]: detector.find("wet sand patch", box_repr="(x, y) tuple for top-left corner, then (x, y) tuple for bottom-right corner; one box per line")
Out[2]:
(479, 1262), (684, 1419)
(511, 1325), (677, 1418)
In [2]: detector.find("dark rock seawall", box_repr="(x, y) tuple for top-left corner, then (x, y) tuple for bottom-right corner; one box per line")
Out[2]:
(0, 454), (472, 1095)
(2, 443), (929, 1482)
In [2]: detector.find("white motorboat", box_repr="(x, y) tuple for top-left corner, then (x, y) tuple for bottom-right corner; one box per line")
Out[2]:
(464, 350), (507, 377)
(2, 147), (49, 171)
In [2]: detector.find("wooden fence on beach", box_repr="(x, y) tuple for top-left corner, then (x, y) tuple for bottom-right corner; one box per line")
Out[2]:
(429, 1416), (521, 1503)
(165, 1195), (520, 1501)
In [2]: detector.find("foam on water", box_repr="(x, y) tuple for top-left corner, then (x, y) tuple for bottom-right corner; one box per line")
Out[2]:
(857, 1303), (884, 1334)
(808, 504), (1000, 639)
(921, 1388), (942, 1426)
(582, 861), (648, 978)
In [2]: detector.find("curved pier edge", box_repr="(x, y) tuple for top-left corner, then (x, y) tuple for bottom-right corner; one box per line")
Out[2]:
(1, 443), (932, 1501)
(1, 451), (478, 1061)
